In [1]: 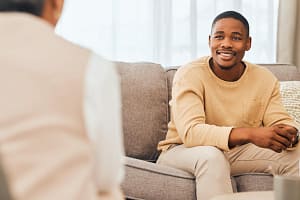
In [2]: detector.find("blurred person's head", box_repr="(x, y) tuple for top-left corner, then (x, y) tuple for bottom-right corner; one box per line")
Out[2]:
(0, 0), (64, 26)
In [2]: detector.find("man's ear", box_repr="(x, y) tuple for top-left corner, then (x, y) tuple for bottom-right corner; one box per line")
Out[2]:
(208, 35), (211, 47)
(51, 0), (64, 25)
(50, 0), (64, 9)
(246, 36), (252, 51)
(55, 0), (64, 16)
(48, 0), (64, 21)
(41, 0), (64, 26)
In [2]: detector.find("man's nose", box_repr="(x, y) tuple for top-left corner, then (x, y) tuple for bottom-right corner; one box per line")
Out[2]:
(221, 38), (232, 48)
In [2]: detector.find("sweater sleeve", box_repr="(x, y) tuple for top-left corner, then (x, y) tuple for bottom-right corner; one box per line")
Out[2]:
(171, 69), (232, 151)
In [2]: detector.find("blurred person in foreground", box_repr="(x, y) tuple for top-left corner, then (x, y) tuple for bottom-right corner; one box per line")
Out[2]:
(157, 11), (300, 199)
(0, 0), (124, 199)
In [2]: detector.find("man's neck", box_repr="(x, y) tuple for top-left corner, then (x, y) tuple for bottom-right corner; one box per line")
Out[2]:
(209, 58), (246, 82)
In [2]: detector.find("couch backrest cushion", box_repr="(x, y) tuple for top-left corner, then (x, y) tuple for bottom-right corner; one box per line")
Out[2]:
(259, 64), (300, 81)
(116, 62), (168, 161)
(166, 64), (300, 122)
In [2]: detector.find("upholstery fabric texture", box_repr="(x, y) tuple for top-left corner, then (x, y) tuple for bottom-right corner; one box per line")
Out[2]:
(123, 157), (196, 200)
(233, 173), (274, 192)
(116, 62), (168, 161)
(280, 81), (300, 124)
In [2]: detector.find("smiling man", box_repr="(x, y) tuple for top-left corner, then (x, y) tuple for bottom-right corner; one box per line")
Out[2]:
(157, 11), (300, 199)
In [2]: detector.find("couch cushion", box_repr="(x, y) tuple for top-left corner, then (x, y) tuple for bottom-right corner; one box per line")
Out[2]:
(116, 62), (168, 161)
(233, 173), (273, 192)
(122, 157), (196, 200)
(280, 81), (300, 124)
(260, 64), (300, 81)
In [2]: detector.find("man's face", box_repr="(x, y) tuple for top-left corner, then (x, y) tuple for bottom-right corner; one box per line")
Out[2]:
(209, 18), (251, 70)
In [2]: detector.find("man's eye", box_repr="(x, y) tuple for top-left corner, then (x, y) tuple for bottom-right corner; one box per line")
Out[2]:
(214, 35), (223, 40)
(232, 36), (242, 41)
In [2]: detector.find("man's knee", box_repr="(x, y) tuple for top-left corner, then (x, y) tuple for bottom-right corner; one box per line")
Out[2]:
(281, 145), (300, 176)
(193, 146), (230, 173)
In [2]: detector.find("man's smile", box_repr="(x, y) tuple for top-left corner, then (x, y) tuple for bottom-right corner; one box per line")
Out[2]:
(216, 50), (237, 60)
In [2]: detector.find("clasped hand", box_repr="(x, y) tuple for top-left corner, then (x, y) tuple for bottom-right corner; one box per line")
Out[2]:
(251, 124), (298, 153)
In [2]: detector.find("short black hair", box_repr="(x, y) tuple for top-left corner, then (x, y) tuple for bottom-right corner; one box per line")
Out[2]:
(0, 0), (45, 16)
(211, 11), (250, 37)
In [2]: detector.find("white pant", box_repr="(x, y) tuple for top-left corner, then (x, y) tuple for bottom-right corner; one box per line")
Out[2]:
(157, 143), (300, 200)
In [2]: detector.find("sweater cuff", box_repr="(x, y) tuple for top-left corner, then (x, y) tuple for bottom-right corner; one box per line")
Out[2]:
(216, 127), (233, 151)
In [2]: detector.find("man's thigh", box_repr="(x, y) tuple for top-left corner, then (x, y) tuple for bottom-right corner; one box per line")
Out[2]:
(157, 144), (228, 174)
(225, 143), (300, 176)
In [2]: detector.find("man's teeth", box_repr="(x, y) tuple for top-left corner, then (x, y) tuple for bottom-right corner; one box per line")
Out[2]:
(221, 52), (232, 56)
(217, 51), (236, 56)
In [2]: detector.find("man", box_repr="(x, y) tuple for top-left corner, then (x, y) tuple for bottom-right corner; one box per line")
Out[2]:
(0, 0), (124, 199)
(157, 11), (300, 199)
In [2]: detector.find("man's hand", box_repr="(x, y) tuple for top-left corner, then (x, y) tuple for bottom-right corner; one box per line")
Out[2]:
(229, 124), (298, 153)
(249, 124), (297, 153)
(274, 124), (298, 146)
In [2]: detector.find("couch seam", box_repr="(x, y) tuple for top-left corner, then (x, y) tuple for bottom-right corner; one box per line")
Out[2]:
(125, 163), (195, 180)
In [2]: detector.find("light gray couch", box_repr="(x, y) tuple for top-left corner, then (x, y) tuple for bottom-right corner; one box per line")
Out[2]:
(117, 62), (300, 200)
